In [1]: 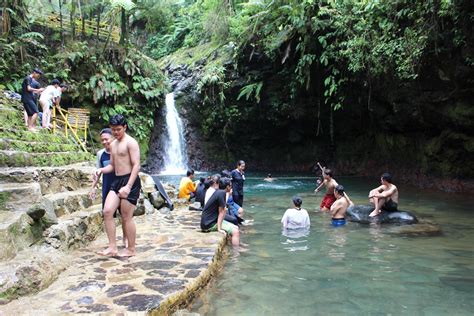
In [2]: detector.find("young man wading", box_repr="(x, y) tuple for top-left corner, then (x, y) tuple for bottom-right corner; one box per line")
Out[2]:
(96, 114), (141, 257)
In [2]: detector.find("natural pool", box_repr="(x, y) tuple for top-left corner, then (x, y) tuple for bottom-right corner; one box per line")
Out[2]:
(162, 174), (474, 315)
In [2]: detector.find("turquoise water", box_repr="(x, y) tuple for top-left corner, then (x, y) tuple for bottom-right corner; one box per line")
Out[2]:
(162, 174), (474, 315)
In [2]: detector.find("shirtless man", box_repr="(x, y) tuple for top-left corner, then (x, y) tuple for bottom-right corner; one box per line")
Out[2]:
(368, 172), (399, 217)
(96, 114), (141, 257)
(330, 185), (353, 227)
(314, 167), (338, 212)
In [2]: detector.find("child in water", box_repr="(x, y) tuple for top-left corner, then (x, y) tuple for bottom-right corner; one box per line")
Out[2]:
(281, 196), (310, 229)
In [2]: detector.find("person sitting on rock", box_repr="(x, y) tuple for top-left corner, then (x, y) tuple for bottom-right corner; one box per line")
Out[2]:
(195, 177), (207, 207)
(330, 185), (353, 227)
(368, 172), (399, 217)
(225, 188), (245, 225)
(281, 196), (310, 229)
(200, 177), (240, 247)
(204, 174), (221, 206)
(314, 167), (338, 212)
(178, 169), (197, 201)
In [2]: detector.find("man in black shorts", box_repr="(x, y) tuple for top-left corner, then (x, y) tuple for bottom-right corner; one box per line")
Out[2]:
(21, 68), (44, 132)
(96, 115), (141, 257)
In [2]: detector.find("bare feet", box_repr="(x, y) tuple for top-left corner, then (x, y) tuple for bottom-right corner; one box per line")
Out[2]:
(369, 209), (381, 217)
(97, 247), (117, 256)
(118, 248), (136, 257)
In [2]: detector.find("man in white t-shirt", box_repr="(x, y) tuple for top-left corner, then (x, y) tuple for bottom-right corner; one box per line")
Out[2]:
(281, 196), (310, 229)
(39, 79), (66, 129)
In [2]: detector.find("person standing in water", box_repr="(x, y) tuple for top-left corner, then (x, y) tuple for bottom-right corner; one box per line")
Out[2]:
(368, 172), (399, 217)
(281, 196), (310, 229)
(96, 114), (141, 257)
(314, 168), (338, 212)
(330, 185), (353, 227)
(231, 160), (246, 207)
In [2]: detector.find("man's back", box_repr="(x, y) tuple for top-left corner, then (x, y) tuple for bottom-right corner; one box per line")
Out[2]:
(201, 189), (225, 230)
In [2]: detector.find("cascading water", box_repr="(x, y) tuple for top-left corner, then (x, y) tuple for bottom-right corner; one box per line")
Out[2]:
(161, 92), (188, 174)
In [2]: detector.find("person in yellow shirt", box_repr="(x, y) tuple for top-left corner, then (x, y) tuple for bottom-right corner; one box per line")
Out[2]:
(178, 169), (197, 200)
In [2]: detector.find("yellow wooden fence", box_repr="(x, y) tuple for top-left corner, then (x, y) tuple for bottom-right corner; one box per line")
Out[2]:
(32, 12), (120, 43)
(52, 106), (90, 152)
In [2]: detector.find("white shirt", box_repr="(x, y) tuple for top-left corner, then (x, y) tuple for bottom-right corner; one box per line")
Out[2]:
(39, 85), (60, 103)
(281, 208), (310, 229)
(204, 187), (216, 206)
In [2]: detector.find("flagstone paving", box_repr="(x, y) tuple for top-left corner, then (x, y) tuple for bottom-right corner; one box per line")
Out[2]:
(0, 207), (226, 315)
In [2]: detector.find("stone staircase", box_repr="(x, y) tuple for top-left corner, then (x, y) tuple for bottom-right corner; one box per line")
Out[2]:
(0, 91), (104, 302)
(0, 93), (92, 167)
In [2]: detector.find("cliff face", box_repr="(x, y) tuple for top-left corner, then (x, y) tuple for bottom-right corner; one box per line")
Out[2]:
(145, 41), (473, 191)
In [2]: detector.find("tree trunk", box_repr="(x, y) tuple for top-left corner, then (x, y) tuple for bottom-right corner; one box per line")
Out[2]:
(70, 0), (76, 40)
(119, 8), (127, 45)
(59, 0), (64, 46)
(96, 4), (102, 38)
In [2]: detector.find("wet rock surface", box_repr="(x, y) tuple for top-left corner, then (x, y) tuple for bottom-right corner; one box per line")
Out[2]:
(347, 204), (419, 224)
(0, 206), (226, 314)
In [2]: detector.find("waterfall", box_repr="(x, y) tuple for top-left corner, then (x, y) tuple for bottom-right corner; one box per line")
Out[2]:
(161, 92), (188, 174)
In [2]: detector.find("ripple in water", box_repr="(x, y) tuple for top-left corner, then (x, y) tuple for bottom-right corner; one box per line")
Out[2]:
(251, 183), (294, 190)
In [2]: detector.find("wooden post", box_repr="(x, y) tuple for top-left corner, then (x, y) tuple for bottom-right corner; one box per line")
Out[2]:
(84, 121), (87, 143)
(52, 106), (56, 134)
(65, 113), (68, 138)
(75, 113), (79, 133)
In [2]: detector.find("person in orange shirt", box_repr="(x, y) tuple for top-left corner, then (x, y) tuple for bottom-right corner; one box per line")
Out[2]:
(178, 169), (197, 200)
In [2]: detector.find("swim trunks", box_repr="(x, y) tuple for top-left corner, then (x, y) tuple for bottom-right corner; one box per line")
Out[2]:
(320, 193), (336, 209)
(23, 99), (39, 117)
(382, 199), (398, 212)
(331, 218), (346, 227)
(110, 173), (141, 205)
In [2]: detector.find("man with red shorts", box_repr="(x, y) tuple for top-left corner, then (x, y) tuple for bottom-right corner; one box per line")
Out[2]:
(314, 168), (338, 212)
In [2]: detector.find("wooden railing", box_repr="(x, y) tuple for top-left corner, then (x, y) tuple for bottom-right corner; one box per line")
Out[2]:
(52, 106), (89, 152)
(31, 12), (120, 43)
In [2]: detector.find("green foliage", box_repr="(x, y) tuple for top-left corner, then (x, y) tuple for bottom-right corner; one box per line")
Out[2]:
(196, 65), (229, 104)
(237, 81), (263, 103)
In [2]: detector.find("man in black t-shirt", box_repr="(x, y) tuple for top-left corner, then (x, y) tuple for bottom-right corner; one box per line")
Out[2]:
(21, 68), (44, 131)
(200, 177), (240, 246)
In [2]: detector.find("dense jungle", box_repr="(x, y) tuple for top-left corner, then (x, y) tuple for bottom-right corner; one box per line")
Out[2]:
(1, 0), (473, 190)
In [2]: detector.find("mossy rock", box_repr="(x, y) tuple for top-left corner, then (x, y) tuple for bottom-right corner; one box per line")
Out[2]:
(0, 107), (24, 128)
(0, 139), (77, 153)
(0, 127), (74, 144)
(0, 151), (93, 167)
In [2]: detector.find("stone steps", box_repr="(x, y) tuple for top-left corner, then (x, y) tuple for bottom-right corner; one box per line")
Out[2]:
(43, 187), (100, 218)
(0, 211), (45, 260)
(0, 139), (78, 153)
(0, 126), (74, 144)
(0, 149), (93, 167)
(0, 106), (23, 128)
(43, 204), (104, 251)
(0, 164), (94, 194)
(0, 182), (42, 211)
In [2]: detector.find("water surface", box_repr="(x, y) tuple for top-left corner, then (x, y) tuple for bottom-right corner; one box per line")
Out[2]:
(161, 174), (474, 315)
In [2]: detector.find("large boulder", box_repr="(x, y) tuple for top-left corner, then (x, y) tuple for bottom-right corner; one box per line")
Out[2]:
(347, 204), (418, 224)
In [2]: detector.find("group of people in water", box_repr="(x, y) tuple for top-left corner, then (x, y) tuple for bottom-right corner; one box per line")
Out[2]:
(282, 162), (399, 232)
(89, 113), (399, 254)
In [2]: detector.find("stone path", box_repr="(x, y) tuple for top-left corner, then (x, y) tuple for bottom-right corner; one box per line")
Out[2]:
(0, 207), (226, 315)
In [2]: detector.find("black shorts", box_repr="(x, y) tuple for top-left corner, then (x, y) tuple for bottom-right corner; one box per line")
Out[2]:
(382, 199), (398, 212)
(110, 174), (141, 205)
(23, 99), (39, 117)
